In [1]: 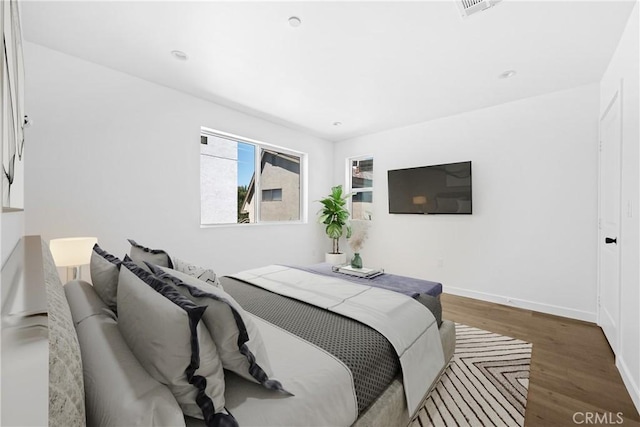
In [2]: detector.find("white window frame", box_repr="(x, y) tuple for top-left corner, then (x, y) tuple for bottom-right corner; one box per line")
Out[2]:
(345, 154), (374, 220)
(200, 127), (307, 227)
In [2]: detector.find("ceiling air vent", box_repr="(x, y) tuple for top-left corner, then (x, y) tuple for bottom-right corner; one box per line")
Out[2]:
(456, 0), (502, 18)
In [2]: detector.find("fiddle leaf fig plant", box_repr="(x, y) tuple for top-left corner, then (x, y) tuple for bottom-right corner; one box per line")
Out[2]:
(318, 185), (352, 254)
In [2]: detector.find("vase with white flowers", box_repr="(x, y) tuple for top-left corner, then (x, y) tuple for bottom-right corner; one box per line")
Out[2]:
(348, 220), (370, 269)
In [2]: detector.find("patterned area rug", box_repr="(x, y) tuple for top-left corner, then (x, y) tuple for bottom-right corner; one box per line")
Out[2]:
(411, 324), (532, 427)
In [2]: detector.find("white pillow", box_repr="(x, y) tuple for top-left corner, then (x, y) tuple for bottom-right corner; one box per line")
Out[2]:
(117, 260), (236, 425)
(148, 264), (289, 394)
(173, 257), (222, 289)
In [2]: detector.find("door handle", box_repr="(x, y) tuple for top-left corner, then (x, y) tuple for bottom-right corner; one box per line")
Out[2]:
(605, 237), (617, 244)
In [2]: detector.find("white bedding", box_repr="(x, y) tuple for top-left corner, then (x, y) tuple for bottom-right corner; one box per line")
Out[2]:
(187, 314), (358, 427)
(229, 265), (445, 415)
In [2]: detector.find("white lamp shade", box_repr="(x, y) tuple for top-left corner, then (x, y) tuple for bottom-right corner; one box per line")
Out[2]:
(49, 237), (98, 267)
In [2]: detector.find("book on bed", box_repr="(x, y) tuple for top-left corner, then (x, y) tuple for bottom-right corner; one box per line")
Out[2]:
(332, 264), (385, 279)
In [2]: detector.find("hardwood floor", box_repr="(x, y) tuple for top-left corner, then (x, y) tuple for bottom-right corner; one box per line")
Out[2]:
(441, 293), (640, 426)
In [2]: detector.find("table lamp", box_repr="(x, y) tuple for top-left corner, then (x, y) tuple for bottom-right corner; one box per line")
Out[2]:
(412, 196), (428, 213)
(49, 237), (98, 282)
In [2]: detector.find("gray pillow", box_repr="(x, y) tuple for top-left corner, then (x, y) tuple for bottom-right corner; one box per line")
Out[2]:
(117, 261), (236, 426)
(89, 244), (121, 312)
(148, 264), (288, 394)
(65, 280), (186, 427)
(127, 239), (173, 268)
(173, 257), (222, 289)
(64, 279), (116, 325)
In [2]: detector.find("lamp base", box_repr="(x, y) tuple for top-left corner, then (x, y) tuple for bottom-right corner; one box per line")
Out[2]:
(66, 266), (81, 283)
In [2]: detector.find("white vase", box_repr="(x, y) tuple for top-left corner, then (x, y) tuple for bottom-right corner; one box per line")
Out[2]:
(325, 252), (347, 266)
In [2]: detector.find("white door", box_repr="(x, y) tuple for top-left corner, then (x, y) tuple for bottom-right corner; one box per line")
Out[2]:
(598, 89), (622, 353)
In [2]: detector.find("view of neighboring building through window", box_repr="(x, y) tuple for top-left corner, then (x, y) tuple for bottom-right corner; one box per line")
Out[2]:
(200, 129), (303, 225)
(349, 156), (373, 220)
(243, 149), (301, 222)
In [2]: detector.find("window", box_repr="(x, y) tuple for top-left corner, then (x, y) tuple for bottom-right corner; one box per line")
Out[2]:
(200, 128), (305, 225)
(348, 156), (373, 220)
(262, 189), (282, 202)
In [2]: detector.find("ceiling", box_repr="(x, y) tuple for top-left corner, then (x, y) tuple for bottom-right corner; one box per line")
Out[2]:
(21, 1), (635, 142)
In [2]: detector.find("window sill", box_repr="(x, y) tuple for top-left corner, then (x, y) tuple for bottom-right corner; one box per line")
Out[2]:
(200, 220), (308, 229)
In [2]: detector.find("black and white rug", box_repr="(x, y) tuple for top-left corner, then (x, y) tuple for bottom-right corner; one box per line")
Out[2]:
(412, 324), (532, 427)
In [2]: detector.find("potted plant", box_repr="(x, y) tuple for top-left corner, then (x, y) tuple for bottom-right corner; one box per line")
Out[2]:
(318, 185), (352, 265)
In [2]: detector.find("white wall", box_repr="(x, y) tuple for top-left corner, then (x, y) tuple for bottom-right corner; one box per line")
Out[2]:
(600, 1), (640, 412)
(1, 0), (26, 270)
(334, 84), (600, 322)
(1, 211), (24, 267)
(23, 42), (333, 275)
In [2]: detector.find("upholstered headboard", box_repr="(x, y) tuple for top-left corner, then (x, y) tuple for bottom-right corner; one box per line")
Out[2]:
(1, 236), (86, 426)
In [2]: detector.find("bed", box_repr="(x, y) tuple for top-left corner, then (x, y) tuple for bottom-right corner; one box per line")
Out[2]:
(1, 236), (455, 427)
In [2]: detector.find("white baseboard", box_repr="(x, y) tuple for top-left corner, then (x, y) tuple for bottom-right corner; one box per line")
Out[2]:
(616, 357), (640, 415)
(445, 286), (597, 323)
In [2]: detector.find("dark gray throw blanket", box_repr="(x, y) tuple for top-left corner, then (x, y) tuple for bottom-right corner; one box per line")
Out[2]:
(221, 277), (399, 414)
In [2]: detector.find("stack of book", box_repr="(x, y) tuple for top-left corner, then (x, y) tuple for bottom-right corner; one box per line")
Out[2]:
(332, 264), (384, 279)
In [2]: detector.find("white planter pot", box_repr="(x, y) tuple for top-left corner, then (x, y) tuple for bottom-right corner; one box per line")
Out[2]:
(325, 252), (347, 266)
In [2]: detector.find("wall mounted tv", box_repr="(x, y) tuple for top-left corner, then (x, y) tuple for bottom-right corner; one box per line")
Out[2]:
(387, 161), (472, 214)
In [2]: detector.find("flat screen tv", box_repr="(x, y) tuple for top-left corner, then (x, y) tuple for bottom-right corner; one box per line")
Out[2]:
(387, 161), (472, 214)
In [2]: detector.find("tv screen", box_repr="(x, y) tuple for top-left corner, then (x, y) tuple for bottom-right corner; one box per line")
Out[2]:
(387, 161), (472, 214)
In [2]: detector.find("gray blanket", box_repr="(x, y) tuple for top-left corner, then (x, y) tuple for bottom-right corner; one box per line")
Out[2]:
(291, 263), (442, 297)
(291, 264), (443, 326)
(221, 277), (399, 414)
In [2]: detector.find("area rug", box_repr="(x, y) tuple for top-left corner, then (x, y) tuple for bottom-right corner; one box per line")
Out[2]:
(411, 324), (532, 427)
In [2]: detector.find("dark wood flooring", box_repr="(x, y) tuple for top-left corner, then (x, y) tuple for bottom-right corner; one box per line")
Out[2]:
(441, 293), (640, 426)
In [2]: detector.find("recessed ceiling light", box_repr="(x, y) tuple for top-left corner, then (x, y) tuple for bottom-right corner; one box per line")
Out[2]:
(288, 16), (302, 27)
(333, 122), (342, 127)
(499, 70), (516, 79)
(171, 50), (188, 61)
